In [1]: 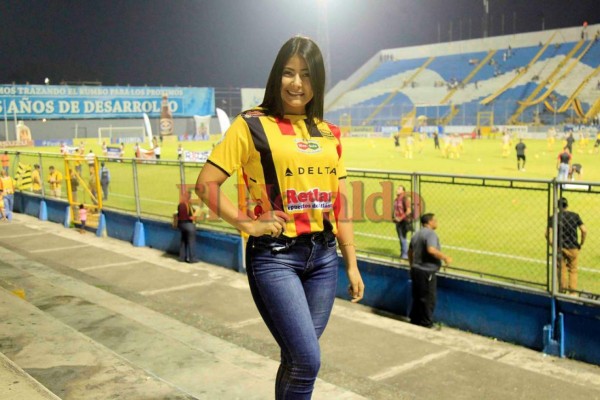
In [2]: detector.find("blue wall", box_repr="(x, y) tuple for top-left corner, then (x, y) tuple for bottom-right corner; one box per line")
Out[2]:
(13, 192), (600, 366)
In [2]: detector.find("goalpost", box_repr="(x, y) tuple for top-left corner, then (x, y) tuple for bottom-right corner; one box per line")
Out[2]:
(98, 126), (146, 144)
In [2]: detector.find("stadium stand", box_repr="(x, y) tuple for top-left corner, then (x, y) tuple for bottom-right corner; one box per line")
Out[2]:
(325, 24), (600, 129)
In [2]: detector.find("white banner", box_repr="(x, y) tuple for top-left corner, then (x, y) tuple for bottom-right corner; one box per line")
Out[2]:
(240, 88), (265, 111)
(192, 115), (211, 140)
(183, 150), (210, 163)
(216, 108), (231, 138)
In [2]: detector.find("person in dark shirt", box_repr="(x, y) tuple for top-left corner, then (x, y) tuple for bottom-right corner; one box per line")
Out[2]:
(565, 133), (575, 153)
(177, 190), (197, 263)
(515, 139), (527, 171)
(546, 198), (587, 295)
(408, 213), (452, 328)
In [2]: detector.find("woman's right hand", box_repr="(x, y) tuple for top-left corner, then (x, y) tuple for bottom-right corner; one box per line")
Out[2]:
(246, 210), (290, 237)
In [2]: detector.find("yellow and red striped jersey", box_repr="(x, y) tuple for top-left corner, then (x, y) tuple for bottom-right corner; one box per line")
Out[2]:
(207, 108), (347, 237)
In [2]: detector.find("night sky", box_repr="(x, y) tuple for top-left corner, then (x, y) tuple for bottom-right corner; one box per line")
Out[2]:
(1, 0), (599, 89)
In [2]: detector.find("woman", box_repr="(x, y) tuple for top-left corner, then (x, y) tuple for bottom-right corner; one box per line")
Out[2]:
(196, 36), (364, 399)
(177, 190), (197, 263)
(393, 185), (412, 260)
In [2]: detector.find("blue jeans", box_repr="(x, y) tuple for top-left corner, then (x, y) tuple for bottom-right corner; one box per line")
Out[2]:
(178, 221), (196, 262)
(3, 193), (13, 221)
(558, 163), (569, 181)
(246, 231), (338, 400)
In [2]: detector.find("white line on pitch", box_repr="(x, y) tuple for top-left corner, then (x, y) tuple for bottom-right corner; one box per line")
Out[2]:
(369, 350), (452, 381)
(140, 281), (212, 296)
(79, 260), (143, 272)
(226, 317), (264, 329)
(0, 232), (46, 239)
(354, 231), (598, 273)
(29, 244), (90, 253)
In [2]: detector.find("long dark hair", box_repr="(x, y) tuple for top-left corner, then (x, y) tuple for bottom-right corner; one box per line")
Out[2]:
(260, 36), (326, 122)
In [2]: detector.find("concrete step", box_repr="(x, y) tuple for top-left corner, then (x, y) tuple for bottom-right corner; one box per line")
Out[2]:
(0, 351), (60, 400)
(2, 213), (600, 400)
(0, 287), (198, 400)
(0, 246), (366, 400)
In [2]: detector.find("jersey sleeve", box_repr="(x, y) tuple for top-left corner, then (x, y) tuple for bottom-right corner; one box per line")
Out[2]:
(337, 155), (348, 179)
(206, 116), (251, 177)
(327, 122), (348, 179)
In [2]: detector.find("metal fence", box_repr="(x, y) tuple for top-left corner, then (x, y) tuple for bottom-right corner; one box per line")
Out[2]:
(6, 151), (599, 303)
(346, 169), (599, 301)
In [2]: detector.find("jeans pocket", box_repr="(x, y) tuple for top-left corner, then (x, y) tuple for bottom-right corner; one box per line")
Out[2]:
(326, 237), (337, 249)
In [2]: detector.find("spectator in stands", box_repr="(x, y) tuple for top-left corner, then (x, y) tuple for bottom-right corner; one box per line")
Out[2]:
(1, 151), (9, 175)
(100, 162), (111, 201)
(515, 139), (527, 171)
(393, 185), (412, 260)
(408, 213), (452, 329)
(86, 149), (95, 172)
(47, 166), (63, 198)
(195, 36), (364, 399)
(556, 146), (572, 181)
(177, 189), (197, 263)
(32, 164), (42, 194)
(0, 189), (7, 221)
(69, 169), (79, 203)
(78, 204), (87, 234)
(546, 198), (587, 295)
(0, 170), (15, 221)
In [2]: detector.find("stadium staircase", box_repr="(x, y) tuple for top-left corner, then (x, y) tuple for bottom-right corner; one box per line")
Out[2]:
(519, 39), (595, 107)
(439, 104), (460, 125)
(480, 32), (557, 106)
(556, 64), (600, 113)
(508, 38), (585, 124)
(361, 56), (435, 125)
(585, 96), (600, 122)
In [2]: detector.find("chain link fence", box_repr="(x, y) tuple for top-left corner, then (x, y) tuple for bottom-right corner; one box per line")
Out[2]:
(346, 169), (600, 302)
(6, 151), (599, 301)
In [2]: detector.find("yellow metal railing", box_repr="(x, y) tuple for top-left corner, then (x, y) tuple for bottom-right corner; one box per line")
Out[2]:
(509, 38), (585, 124)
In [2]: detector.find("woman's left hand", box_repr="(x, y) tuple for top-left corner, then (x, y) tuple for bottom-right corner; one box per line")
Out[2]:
(346, 267), (365, 303)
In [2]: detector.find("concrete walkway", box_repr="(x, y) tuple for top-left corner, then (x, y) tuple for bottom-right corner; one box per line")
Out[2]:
(0, 213), (599, 400)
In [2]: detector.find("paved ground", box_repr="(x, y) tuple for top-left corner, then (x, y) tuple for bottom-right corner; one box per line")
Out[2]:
(1, 213), (600, 400)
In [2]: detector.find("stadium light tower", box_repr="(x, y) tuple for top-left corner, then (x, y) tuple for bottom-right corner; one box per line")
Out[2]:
(317, 0), (332, 90)
(483, 0), (489, 38)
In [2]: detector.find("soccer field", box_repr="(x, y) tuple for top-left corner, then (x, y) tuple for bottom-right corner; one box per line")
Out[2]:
(13, 134), (600, 294)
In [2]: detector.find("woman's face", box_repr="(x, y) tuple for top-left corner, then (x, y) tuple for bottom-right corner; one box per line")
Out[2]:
(281, 55), (313, 115)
